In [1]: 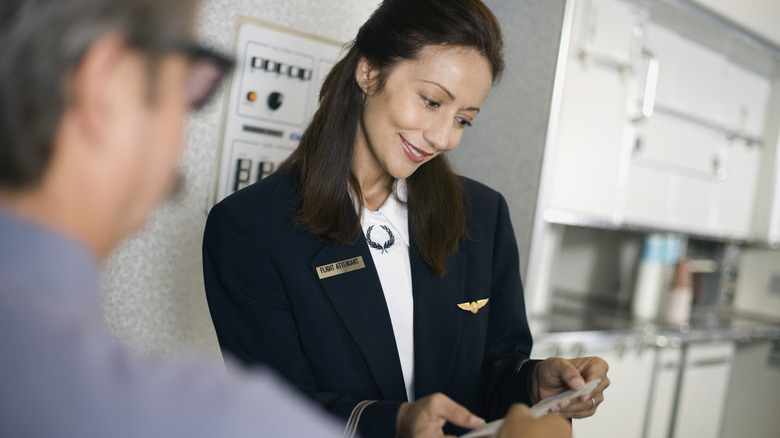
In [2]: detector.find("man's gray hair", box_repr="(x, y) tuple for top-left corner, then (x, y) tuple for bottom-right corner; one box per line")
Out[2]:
(0, 0), (197, 189)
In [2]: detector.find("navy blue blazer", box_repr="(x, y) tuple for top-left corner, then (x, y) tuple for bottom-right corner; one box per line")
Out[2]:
(203, 167), (538, 437)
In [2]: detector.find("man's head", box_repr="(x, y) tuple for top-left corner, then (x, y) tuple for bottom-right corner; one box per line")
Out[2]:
(0, 0), (231, 257)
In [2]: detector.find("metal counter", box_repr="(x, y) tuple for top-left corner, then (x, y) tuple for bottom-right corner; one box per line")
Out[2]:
(530, 305), (780, 351)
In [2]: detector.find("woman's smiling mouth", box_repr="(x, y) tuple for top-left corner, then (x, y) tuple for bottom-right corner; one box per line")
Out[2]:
(400, 135), (433, 163)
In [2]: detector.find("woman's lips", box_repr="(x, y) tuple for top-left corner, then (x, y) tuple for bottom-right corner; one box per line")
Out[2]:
(400, 135), (432, 163)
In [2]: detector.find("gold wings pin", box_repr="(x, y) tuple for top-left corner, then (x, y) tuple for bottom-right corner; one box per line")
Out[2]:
(456, 299), (489, 314)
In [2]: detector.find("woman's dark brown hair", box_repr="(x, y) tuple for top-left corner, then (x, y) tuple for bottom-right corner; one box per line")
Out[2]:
(278, 0), (504, 276)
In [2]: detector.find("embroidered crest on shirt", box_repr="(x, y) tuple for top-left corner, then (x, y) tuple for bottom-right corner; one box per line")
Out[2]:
(457, 299), (489, 314)
(366, 225), (395, 253)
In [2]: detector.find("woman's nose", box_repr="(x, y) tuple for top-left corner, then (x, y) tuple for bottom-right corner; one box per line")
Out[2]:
(423, 115), (457, 152)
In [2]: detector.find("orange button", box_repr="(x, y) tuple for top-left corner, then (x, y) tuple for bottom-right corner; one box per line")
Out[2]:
(247, 91), (257, 102)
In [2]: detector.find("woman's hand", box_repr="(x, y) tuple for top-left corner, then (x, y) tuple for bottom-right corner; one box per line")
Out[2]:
(396, 392), (484, 438)
(532, 356), (610, 419)
(498, 404), (571, 438)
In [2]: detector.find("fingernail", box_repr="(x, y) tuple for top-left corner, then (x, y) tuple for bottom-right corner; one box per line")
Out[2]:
(471, 415), (485, 426)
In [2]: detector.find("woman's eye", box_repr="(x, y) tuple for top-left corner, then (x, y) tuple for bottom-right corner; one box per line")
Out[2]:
(457, 118), (473, 128)
(422, 97), (440, 108)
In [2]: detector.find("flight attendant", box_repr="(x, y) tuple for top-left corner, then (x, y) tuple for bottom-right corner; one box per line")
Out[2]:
(203, 1), (609, 437)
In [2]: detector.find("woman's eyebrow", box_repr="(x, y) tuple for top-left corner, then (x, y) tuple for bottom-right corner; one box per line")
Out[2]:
(421, 80), (481, 112)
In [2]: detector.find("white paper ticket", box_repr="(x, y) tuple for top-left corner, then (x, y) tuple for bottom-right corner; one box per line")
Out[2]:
(460, 378), (601, 438)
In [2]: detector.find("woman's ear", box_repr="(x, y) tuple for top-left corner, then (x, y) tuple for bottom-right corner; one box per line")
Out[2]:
(355, 57), (376, 94)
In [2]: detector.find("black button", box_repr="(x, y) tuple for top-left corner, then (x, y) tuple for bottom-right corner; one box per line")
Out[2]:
(267, 92), (283, 110)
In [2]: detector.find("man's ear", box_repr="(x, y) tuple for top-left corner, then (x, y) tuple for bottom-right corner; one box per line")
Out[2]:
(355, 57), (378, 95)
(68, 33), (128, 147)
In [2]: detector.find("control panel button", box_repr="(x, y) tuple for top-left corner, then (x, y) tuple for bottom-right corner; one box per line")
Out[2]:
(267, 92), (284, 110)
(257, 161), (275, 181)
(233, 158), (253, 191)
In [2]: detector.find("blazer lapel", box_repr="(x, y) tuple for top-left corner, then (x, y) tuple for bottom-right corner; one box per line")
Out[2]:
(311, 240), (408, 401)
(410, 235), (467, 399)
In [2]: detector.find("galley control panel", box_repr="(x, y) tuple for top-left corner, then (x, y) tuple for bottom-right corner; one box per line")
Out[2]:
(210, 16), (344, 207)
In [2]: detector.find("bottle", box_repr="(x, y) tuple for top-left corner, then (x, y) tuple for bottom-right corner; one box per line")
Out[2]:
(632, 234), (669, 321)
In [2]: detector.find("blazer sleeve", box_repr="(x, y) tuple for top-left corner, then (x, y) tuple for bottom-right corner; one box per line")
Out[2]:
(202, 200), (401, 438)
(477, 192), (540, 420)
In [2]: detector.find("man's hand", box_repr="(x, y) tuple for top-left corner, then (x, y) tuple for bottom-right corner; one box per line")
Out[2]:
(532, 356), (610, 419)
(498, 404), (571, 438)
(396, 392), (484, 438)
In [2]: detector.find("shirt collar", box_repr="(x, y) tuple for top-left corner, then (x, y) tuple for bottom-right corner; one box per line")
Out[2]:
(350, 179), (410, 247)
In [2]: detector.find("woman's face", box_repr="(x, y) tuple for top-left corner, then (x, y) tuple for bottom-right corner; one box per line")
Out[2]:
(354, 45), (493, 182)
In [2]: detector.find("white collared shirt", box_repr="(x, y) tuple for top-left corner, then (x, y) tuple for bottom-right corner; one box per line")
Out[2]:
(353, 179), (415, 402)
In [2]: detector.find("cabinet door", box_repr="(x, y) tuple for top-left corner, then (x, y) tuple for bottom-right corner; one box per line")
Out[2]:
(572, 345), (655, 438)
(714, 62), (768, 237)
(624, 22), (726, 233)
(632, 113), (724, 175)
(750, 77), (780, 245)
(712, 139), (761, 238)
(546, 0), (642, 219)
(645, 347), (682, 438)
(547, 59), (630, 219)
(722, 62), (770, 138)
(624, 112), (723, 231)
(672, 341), (735, 438)
(720, 340), (780, 438)
(627, 23), (769, 238)
(623, 22), (720, 232)
(643, 22), (725, 124)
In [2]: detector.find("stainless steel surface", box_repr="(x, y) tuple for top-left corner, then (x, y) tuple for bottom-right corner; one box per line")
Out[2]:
(531, 305), (780, 347)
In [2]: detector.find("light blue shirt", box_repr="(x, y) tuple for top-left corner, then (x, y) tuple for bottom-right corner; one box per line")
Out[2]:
(0, 210), (346, 437)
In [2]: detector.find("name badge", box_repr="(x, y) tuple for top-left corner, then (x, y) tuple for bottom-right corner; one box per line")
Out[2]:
(316, 256), (366, 279)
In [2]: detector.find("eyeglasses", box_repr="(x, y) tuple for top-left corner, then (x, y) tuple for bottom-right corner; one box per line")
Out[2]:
(179, 45), (234, 110)
(134, 38), (235, 111)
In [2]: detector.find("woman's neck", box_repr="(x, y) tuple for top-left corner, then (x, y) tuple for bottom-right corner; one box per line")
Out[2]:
(353, 163), (394, 211)
(358, 175), (393, 211)
(352, 138), (394, 211)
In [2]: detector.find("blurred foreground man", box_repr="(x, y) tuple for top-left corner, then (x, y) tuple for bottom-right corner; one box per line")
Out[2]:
(0, 0), (570, 436)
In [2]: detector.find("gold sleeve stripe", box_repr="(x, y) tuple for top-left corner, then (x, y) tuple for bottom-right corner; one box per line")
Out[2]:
(342, 400), (376, 438)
